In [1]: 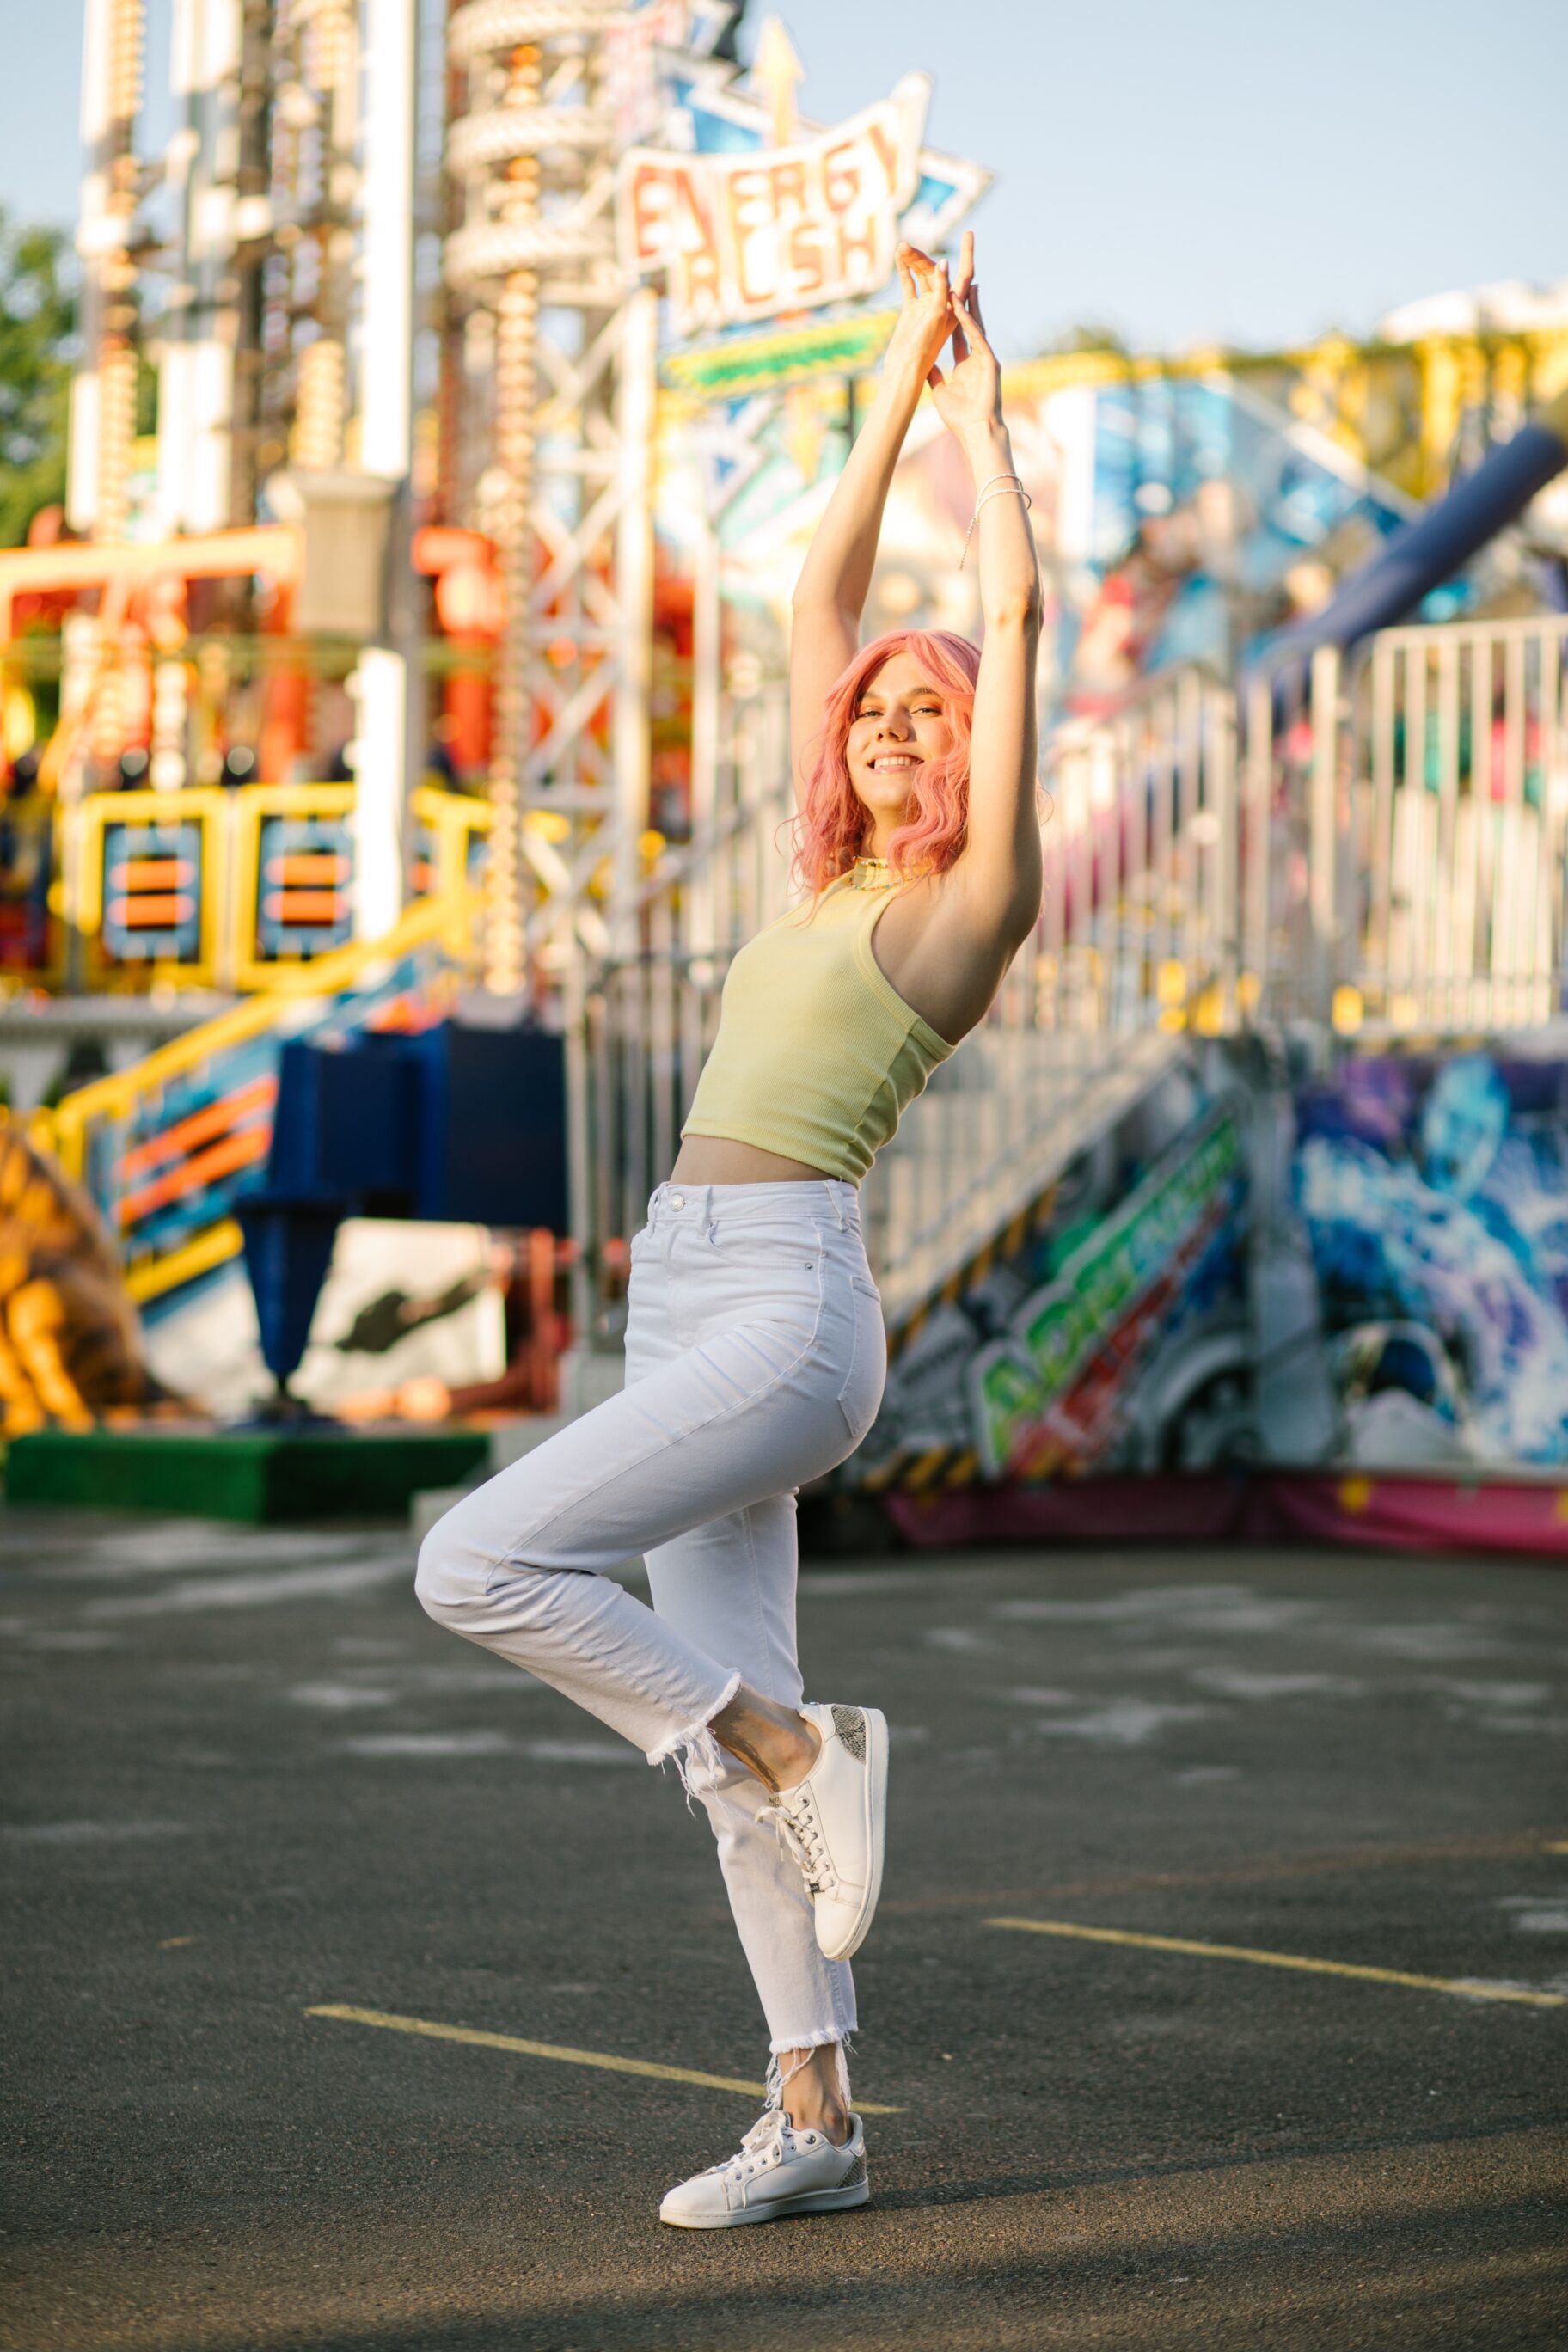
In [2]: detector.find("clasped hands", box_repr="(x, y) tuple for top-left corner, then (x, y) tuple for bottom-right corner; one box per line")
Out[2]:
(886, 229), (1002, 440)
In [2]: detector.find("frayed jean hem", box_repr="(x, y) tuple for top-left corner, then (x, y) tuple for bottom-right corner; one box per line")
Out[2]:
(765, 2039), (854, 2111)
(644, 1668), (742, 1774)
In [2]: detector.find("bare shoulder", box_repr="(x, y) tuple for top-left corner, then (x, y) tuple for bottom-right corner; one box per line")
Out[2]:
(869, 866), (1035, 1046)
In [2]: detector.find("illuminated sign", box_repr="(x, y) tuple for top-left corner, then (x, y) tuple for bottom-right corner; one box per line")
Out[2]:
(617, 75), (930, 337)
(662, 309), (898, 401)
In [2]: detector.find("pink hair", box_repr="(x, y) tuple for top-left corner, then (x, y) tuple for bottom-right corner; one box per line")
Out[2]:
(791, 628), (982, 897)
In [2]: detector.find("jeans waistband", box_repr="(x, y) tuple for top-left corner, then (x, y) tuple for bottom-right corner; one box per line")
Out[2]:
(647, 1178), (858, 1234)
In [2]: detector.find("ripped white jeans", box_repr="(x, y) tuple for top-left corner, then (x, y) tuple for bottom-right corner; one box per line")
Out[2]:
(414, 1178), (887, 2060)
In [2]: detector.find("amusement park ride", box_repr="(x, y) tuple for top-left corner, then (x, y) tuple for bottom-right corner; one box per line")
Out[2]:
(6, 2), (1568, 1535)
(1, 0), (993, 1456)
(3, 0), (990, 1002)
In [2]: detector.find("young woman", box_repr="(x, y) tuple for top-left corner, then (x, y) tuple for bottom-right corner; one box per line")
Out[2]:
(416, 235), (1042, 2226)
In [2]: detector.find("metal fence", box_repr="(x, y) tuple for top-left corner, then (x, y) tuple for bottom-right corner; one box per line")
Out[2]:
(1243, 614), (1568, 1035)
(570, 685), (796, 1294)
(1343, 613), (1568, 1033)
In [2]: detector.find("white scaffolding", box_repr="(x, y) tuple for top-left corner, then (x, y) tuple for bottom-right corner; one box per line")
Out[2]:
(442, 0), (746, 991)
(66, 0), (750, 965)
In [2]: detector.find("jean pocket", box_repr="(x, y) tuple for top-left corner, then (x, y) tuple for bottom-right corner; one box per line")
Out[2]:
(836, 1277), (887, 1442)
(710, 1219), (832, 1272)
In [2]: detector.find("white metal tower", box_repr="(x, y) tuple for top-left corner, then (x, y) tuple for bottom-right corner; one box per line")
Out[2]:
(442, 1), (745, 992)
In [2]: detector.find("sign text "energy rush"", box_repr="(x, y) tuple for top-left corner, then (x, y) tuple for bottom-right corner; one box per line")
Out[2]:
(617, 76), (929, 338)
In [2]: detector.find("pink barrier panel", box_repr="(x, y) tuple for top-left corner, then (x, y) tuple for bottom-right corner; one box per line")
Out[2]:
(1263, 1472), (1568, 1559)
(885, 1471), (1568, 1560)
(885, 1473), (1252, 1549)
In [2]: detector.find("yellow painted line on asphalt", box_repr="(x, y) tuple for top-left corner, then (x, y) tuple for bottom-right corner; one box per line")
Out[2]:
(157, 1935), (196, 1949)
(987, 1920), (1566, 2009)
(305, 2005), (903, 2110)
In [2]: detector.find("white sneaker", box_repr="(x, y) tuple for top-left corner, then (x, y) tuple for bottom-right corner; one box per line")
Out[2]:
(771, 1701), (888, 1963)
(659, 2109), (868, 2228)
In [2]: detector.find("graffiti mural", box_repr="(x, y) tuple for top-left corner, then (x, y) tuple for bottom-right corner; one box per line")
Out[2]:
(861, 1063), (1255, 1491)
(856, 1040), (1568, 1512)
(1294, 1051), (1568, 1468)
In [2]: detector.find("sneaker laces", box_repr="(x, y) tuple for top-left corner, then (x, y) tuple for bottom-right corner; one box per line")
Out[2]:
(769, 1780), (839, 1896)
(701, 2108), (787, 2184)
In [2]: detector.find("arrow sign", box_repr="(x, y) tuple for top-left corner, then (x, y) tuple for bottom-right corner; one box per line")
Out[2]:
(750, 15), (805, 146)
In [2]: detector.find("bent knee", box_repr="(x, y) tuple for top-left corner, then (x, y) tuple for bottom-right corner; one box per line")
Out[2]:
(414, 1509), (487, 1626)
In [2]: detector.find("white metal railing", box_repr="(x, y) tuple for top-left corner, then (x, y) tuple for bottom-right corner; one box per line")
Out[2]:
(571, 665), (1239, 1325)
(1346, 612), (1568, 1032)
(1248, 613), (1568, 1034)
(572, 683), (796, 1285)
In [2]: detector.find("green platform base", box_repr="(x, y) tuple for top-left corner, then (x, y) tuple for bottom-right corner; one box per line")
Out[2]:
(4, 1425), (491, 1523)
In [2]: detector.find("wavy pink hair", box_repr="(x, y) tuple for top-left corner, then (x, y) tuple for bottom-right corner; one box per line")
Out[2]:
(791, 628), (981, 897)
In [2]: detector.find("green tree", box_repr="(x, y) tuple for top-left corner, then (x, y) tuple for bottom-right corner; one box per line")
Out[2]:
(1044, 322), (1133, 358)
(0, 210), (76, 549)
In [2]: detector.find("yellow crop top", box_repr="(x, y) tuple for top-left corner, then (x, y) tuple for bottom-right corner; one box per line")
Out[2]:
(681, 877), (957, 1184)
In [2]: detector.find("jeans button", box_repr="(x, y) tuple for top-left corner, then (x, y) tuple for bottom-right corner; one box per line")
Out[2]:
(670, 1192), (686, 1209)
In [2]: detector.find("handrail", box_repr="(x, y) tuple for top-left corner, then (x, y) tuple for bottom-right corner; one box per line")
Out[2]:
(1041, 659), (1234, 769)
(1359, 610), (1568, 655)
(626, 777), (794, 926)
(0, 525), (299, 642)
(1, 781), (490, 999)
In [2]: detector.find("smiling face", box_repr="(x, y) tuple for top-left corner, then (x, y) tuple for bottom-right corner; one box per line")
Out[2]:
(845, 650), (955, 829)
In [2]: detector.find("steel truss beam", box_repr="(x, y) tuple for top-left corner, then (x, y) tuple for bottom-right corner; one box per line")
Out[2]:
(443, 0), (744, 989)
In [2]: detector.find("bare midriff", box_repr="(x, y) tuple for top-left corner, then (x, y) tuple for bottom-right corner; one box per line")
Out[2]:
(669, 1134), (833, 1185)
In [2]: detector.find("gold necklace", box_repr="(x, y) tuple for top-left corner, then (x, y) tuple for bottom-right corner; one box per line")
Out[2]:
(850, 854), (897, 891)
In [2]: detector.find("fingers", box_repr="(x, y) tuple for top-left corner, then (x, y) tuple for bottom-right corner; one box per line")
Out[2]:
(953, 228), (975, 302)
(951, 292), (994, 357)
(896, 241), (947, 297)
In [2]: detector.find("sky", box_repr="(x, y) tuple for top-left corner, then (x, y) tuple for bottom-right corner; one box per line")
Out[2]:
(3, 0), (1565, 360)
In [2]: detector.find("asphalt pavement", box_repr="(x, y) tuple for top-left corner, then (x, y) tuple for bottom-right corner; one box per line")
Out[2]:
(3, 1505), (1566, 2350)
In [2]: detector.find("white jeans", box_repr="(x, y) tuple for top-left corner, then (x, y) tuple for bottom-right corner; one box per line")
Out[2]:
(415, 1178), (887, 2057)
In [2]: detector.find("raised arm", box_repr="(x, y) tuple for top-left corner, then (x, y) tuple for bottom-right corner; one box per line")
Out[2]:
(788, 246), (955, 811)
(870, 260), (1044, 1043)
(928, 277), (1043, 946)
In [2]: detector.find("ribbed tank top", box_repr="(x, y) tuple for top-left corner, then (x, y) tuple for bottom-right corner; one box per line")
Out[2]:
(681, 877), (957, 1184)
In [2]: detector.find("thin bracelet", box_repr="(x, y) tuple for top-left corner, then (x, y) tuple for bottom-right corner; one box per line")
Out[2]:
(960, 476), (1032, 568)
